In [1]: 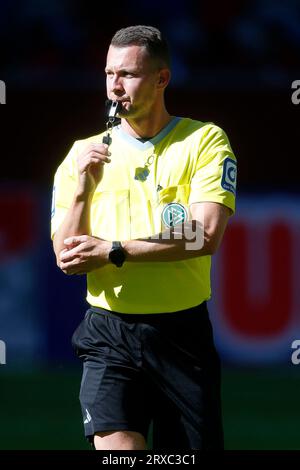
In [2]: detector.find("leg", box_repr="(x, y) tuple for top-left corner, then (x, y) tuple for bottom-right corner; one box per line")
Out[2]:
(151, 350), (223, 450)
(72, 311), (153, 449)
(142, 303), (224, 450)
(94, 430), (147, 450)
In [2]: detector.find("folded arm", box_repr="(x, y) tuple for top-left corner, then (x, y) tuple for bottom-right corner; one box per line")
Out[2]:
(57, 201), (230, 274)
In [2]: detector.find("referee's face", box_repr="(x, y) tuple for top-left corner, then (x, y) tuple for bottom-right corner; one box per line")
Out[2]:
(105, 45), (167, 120)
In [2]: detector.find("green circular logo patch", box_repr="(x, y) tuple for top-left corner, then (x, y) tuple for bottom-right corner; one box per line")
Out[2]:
(161, 203), (188, 228)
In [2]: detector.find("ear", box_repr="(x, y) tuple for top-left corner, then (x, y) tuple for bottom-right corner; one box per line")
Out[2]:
(157, 68), (171, 89)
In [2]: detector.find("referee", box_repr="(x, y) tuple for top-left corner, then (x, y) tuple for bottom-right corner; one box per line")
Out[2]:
(51, 25), (237, 450)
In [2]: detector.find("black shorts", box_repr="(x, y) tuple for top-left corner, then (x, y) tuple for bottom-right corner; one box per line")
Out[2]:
(71, 302), (223, 450)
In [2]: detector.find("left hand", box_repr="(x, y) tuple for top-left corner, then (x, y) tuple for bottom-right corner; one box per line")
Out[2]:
(59, 235), (110, 275)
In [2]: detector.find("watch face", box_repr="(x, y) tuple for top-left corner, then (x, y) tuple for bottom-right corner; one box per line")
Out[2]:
(109, 247), (125, 267)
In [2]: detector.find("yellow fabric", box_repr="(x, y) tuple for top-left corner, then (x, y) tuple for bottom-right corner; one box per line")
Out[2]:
(51, 117), (237, 313)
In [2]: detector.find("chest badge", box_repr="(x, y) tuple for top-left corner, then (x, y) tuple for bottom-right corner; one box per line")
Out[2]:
(161, 203), (188, 228)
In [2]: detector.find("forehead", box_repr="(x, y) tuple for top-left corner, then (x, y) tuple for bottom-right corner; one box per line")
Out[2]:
(106, 45), (152, 71)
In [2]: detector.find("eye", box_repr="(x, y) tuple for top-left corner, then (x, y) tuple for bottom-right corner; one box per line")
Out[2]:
(122, 72), (136, 78)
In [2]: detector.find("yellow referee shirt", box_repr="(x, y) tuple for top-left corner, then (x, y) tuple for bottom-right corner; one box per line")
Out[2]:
(51, 117), (237, 313)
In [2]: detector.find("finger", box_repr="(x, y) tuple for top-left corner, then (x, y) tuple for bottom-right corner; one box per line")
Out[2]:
(60, 248), (69, 255)
(63, 262), (86, 275)
(88, 155), (111, 164)
(83, 155), (111, 168)
(64, 235), (88, 246)
(90, 150), (111, 160)
(60, 257), (79, 270)
(60, 248), (81, 262)
(88, 143), (110, 154)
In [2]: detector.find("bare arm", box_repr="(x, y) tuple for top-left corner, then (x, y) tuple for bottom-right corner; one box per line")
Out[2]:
(52, 191), (93, 260)
(58, 201), (231, 274)
(52, 142), (111, 262)
(123, 201), (230, 261)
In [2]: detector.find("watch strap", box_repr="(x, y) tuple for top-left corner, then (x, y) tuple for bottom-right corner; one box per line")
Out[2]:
(112, 241), (122, 250)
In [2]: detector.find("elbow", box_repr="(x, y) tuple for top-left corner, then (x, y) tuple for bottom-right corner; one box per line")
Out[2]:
(56, 256), (62, 270)
(52, 239), (62, 270)
(55, 254), (69, 275)
(54, 251), (62, 270)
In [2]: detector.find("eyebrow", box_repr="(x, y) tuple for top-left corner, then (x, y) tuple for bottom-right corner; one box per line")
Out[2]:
(104, 67), (139, 73)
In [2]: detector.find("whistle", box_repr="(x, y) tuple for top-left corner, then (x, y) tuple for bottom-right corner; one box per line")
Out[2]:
(106, 100), (122, 119)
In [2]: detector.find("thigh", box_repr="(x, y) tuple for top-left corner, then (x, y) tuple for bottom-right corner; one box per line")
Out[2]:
(142, 305), (224, 449)
(72, 310), (153, 442)
(150, 351), (223, 450)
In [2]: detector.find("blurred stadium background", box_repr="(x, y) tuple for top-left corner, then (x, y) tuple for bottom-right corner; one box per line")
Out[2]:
(0, 0), (300, 450)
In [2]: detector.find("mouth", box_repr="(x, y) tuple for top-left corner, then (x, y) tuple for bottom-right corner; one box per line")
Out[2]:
(111, 98), (130, 105)
(109, 99), (131, 116)
(117, 101), (131, 113)
(109, 96), (129, 103)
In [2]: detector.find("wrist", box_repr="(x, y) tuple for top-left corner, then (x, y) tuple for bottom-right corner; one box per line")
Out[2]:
(121, 240), (131, 259)
(102, 240), (111, 264)
(74, 187), (95, 202)
(108, 241), (126, 267)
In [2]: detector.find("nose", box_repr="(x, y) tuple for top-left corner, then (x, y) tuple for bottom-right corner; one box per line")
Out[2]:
(110, 74), (124, 94)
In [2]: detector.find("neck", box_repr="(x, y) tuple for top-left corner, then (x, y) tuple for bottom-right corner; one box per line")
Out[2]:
(121, 105), (172, 139)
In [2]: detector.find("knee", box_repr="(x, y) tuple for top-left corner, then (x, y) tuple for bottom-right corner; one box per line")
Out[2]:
(94, 430), (147, 450)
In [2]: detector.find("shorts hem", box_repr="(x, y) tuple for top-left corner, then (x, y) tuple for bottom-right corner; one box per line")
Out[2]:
(85, 423), (147, 439)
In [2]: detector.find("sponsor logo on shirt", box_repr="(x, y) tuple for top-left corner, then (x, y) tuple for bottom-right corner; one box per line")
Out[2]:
(221, 157), (237, 195)
(84, 408), (92, 424)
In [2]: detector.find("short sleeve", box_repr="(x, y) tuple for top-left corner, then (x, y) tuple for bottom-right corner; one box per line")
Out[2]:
(189, 125), (237, 214)
(50, 142), (78, 239)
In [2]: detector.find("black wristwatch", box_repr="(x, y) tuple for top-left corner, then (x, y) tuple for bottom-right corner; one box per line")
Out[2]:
(108, 241), (126, 267)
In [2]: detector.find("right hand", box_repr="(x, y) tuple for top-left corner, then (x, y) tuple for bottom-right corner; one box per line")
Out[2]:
(76, 142), (111, 194)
